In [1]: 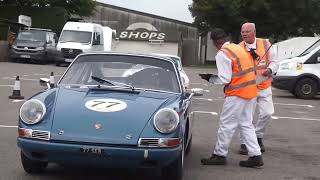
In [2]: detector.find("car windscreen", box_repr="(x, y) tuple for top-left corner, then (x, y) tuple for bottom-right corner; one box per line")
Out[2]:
(298, 39), (320, 57)
(59, 54), (181, 93)
(59, 30), (92, 44)
(17, 30), (46, 41)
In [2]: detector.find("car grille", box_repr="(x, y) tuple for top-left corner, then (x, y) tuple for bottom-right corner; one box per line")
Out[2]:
(138, 138), (159, 147)
(32, 130), (50, 140)
(61, 48), (82, 58)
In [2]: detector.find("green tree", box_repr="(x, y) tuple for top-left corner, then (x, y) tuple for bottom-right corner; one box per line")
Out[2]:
(0, 0), (96, 17)
(189, 0), (320, 42)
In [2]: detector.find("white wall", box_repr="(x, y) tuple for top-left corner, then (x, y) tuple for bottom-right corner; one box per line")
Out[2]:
(275, 37), (320, 60)
(112, 40), (179, 55)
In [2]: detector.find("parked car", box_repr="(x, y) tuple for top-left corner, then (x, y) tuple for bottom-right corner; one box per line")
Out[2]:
(10, 28), (58, 64)
(17, 52), (196, 180)
(273, 39), (320, 99)
(152, 53), (190, 90)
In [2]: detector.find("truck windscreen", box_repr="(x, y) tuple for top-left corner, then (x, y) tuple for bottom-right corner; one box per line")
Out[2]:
(59, 30), (92, 44)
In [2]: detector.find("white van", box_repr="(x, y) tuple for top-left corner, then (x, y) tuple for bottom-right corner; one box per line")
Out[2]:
(55, 22), (113, 65)
(272, 39), (320, 99)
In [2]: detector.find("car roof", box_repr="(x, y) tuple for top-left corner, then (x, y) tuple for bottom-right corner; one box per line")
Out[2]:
(79, 51), (176, 63)
(151, 53), (181, 60)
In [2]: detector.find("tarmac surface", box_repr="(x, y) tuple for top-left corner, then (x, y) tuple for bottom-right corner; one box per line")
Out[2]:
(0, 62), (319, 180)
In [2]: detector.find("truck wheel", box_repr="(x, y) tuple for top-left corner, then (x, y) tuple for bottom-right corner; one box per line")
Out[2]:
(21, 151), (48, 174)
(294, 78), (317, 99)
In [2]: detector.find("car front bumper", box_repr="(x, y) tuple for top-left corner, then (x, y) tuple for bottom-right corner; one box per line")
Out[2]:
(272, 76), (297, 92)
(17, 137), (181, 168)
(10, 49), (47, 61)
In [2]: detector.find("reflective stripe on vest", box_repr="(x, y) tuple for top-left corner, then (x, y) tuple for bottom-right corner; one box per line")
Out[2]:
(224, 79), (256, 91)
(221, 47), (257, 91)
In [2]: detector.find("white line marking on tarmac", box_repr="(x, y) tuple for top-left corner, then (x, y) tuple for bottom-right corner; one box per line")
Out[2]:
(191, 111), (218, 115)
(12, 100), (26, 103)
(0, 125), (18, 128)
(3, 77), (38, 81)
(0, 85), (13, 87)
(272, 116), (320, 122)
(273, 103), (313, 108)
(190, 83), (208, 87)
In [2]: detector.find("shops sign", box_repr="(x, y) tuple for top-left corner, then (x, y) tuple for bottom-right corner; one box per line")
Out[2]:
(119, 22), (166, 41)
(18, 15), (32, 27)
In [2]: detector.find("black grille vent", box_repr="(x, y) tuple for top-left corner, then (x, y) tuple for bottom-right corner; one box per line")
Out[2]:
(61, 48), (82, 58)
(32, 130), (50, 140)
(139, 138), (159, 147)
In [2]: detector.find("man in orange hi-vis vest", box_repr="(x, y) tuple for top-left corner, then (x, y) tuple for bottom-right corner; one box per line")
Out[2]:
(238, 23), (279, 155)
(199, 28), (263, 168)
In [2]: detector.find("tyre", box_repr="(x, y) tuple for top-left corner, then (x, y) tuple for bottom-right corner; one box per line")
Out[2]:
(185, 135), (192, 156)
(294, 78), (318, 99)
(162, 139), (184, 180)
(21, 151), (48, 174)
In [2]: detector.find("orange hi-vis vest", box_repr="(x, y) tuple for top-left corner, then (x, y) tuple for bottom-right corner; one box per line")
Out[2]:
(220, 43), (258, 99)
(239, 38), (272, 90)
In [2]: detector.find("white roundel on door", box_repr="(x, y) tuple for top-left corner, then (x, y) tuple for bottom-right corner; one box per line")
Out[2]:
(85, 99), (127, 112)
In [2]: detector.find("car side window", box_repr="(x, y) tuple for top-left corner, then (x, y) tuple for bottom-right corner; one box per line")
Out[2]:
(93, 32), (101, 45)
(305, 50), (320, 64)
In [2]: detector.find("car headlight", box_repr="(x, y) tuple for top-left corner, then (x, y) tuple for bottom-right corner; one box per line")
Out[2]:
(279, 62), (296, 70)
(154, 108), (179, 134)
(36, 47), (44, 50)
(20, 99), (46, 125)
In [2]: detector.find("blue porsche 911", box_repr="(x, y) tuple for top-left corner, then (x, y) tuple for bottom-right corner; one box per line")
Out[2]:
(17, 52), (195, 180)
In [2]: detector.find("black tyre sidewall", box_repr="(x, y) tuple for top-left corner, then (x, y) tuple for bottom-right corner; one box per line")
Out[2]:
(295, 78), (317, 99)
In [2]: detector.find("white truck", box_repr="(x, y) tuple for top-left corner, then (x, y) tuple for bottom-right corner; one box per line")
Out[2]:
(272, 39), (320, 99)
(55, 22), (113, 66)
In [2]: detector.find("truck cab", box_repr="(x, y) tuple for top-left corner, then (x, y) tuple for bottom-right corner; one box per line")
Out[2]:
(272, 39), (320, 99)
(55, 22), (113, 66)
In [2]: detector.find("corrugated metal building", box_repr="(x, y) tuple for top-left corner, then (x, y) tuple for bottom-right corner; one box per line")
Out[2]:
(82, 3), (199, 65)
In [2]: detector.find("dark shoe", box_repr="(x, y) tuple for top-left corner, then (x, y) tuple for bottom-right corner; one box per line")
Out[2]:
(201, 154), (227, 165)
(257, 138), (265, 153)
(238, 144), (248, 155)
(239, 155), (264, 168)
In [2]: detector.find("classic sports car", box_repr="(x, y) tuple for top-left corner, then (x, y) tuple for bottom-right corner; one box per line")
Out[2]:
(17, 52), (195, 180)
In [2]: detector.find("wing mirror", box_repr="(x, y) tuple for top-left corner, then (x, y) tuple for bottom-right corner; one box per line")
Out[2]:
(190, 88), (203, 96)
(39, 78), (51, 89)
(317, 57), (320, 63)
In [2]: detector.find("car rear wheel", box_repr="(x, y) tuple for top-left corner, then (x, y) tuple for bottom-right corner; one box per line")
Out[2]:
(294, 78), (317, 99)
(21, 151), (48, 174)
(162, 139), (184, 180)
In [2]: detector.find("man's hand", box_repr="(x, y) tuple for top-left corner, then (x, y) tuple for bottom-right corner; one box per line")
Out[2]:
(262, 68), (272, 76)
(199, 74), (212, 82)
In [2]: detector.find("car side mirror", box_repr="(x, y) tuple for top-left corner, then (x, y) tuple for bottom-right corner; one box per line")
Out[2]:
(39, 78), (51, 88)
(317, 57), (320, 63)
(190, 88), (203, 96)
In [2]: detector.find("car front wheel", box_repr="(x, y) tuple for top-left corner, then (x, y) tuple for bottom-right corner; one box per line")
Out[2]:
(162, 139), (184, 180)
(21, 151), (48, 174)
(294, 78), (317, 99)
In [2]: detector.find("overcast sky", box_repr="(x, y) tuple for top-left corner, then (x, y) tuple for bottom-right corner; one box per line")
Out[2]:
(96, 0), (194, 23)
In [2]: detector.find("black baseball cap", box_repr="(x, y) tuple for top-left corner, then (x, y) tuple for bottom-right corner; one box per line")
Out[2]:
(210, 28), (227, 40)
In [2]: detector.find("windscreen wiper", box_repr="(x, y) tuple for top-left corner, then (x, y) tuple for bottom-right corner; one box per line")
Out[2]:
(91, 76), (135, 90)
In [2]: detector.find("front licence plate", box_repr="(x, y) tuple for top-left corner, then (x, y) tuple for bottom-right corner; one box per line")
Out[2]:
(20, 55), (30, 58)
(80, 147), (103, 155)
(65, 58), (73, 62)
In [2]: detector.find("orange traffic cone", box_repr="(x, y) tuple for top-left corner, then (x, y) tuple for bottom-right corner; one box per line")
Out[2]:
(50, 72), (55, 88)
(9, 76), (24, 99)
